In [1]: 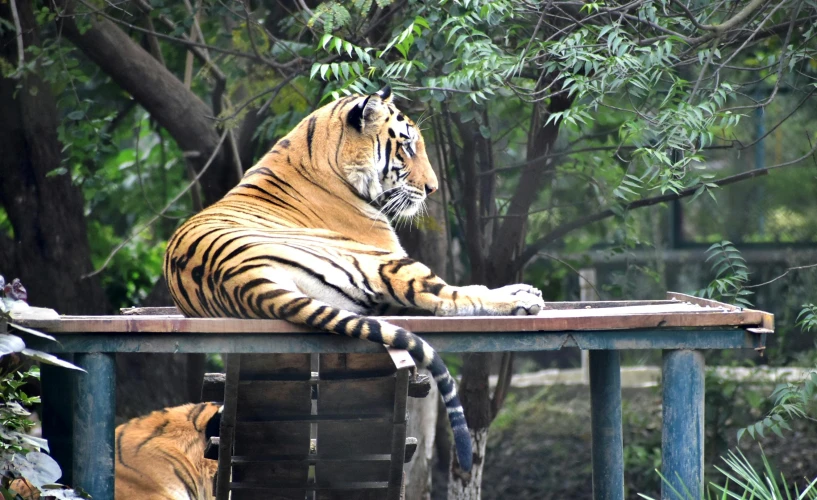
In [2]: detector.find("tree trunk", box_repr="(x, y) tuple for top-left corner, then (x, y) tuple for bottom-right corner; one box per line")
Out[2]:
(405, 371), (439, 500)
(0, 2), (108, 316)
(447, 353), (492, 498)
(447, 428), (488, 500)
(447, 95), (571, 498)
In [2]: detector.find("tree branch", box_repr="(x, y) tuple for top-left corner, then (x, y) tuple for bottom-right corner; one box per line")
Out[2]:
(512, 139), (817, 274)
(55, 0), (233, 205)
(9, 0), (24, 76)
(698, 0), (769, 33)
(83, 129), (229, 279)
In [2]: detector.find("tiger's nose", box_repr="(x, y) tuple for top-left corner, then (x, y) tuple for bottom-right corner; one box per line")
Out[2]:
(425, 183), (437, 195)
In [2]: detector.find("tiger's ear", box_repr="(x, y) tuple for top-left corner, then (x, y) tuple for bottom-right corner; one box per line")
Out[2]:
(347, 87), (392, 134)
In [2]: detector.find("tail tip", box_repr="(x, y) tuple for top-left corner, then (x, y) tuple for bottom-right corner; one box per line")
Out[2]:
(453, 427), (473, 473)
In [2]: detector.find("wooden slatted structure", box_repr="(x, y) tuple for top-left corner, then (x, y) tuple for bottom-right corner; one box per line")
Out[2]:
(197, 350), (422, 500)
(207, 351), (419, 500)
(123, 310), (425, 500)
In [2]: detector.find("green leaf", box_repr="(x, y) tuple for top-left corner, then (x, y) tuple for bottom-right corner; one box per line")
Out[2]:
(66, 110), (85, 121)
(20, 349), (86, 372)
(0, 333), (25, 356)
(9, 323), (56, 341)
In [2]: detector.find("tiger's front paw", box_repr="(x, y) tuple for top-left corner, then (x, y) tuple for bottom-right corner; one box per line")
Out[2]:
(487, 284), (545, 316)
(493, 284), (543, 298)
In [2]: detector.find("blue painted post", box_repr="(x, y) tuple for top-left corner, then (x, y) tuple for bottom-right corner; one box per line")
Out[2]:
(661, 350), (705, 500)
(73, 352), (116, 500)
(589, 350), (624, 500)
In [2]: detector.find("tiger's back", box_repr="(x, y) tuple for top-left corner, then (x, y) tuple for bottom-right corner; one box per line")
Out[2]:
(115, 402), (221, 500)
(164, 88), (545, 472)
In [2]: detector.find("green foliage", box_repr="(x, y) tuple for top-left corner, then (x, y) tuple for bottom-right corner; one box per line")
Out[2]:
(0, 276), (86, 498)
(639, 447), (817, 500)
(737, 372), (817, 444)
(695, 242), (753, 308)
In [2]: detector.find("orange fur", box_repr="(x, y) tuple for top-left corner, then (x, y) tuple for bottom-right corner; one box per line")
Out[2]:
(115, 403), (220, 500)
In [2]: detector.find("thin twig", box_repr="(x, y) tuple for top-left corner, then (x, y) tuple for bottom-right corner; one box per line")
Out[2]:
(537, 252), (604, 299)
(9, 0), (25, 76)
(82, 130), (229, 279)
(744, 263), (817, 289)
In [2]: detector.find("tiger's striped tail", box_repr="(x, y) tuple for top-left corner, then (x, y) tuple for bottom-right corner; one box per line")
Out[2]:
(276, 291), (474, 472)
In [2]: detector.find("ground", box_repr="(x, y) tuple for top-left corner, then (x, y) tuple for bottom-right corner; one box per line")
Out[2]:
(433, 379), (817, 499)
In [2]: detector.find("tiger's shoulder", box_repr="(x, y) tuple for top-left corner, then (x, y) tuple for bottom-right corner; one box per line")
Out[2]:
(115, 402), (221, 500)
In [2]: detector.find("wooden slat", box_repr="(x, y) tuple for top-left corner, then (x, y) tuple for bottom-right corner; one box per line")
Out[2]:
(317, 421), (393, 455)
(319, 353), (396, 377)
(216, 354), (240, 500)
(236, 381), (312, 419)
(386, 348), (415, 374)
(665, 292), (739, 310)
(240, 354), (311, 380)
(234, 422), (311, 455)
(120, 306), (181, 316)
(318, 378), (396, 415)
(16, 308), (767, 333)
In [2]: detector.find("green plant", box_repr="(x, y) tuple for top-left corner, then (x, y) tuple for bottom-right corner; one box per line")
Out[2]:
(0, 275), (87, 499)
(736, 305), (817, 442)
(696, 242), (753, 308)
(639, 447), (817, 500)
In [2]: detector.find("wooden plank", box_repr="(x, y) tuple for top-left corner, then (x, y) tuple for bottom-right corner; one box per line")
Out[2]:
(231, 489), (308, 500)
(317, 421), (393, 455)
(318, 378), (396, 415)
(320, 352), (396, 378)
(665, 292), (739, 310)
(240, 353), (311, 380)
(234, 422), (311, 455)
(387, 368), (410, 500)
(386, 348), (415, 374)
(25, 328), (762, 354)
(236, 381), (312, 419)
(544, 300), (675, 309)
(316, 490), (386, 500)
(315, 461), (390, 484)
(232, 461), (308, 484)
(120, 306), (181, 316)
(18, 308), (766, 333)
(216, 354), (240, 500)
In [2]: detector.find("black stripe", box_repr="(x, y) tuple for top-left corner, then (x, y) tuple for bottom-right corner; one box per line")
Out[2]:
(306, 305), (330, 325)
(406, 279), (417, 306)
(383, 140), (392, 176)
(279, 296), (312, 318)
(307, 116), (317, 160)
(316, 309), (341, 329)
(237, 255), (367, 309)
(378, 263), (406, 306)
(188, 403), (207, 431)
(135, 419), (170, 453)
(116, 423), (139, 472)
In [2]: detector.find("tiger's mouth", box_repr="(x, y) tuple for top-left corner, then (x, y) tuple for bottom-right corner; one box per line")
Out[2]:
(375, 186), (425, 219)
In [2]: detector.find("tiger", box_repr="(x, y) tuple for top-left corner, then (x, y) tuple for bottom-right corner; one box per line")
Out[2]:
(115, 402), (221, 500)
(164, 86), (545, 473)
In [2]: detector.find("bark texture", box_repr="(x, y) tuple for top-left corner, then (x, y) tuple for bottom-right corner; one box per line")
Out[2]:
(0, 1), (108, 315)
(405, 371), (439, 500)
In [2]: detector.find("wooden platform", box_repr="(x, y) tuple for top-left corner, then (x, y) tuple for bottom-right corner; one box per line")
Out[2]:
(17, 292), (773, 500)
(17, 293), (772, 334)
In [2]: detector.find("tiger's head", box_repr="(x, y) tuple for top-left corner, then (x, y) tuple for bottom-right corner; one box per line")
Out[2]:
(335, 86), (438, 218)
